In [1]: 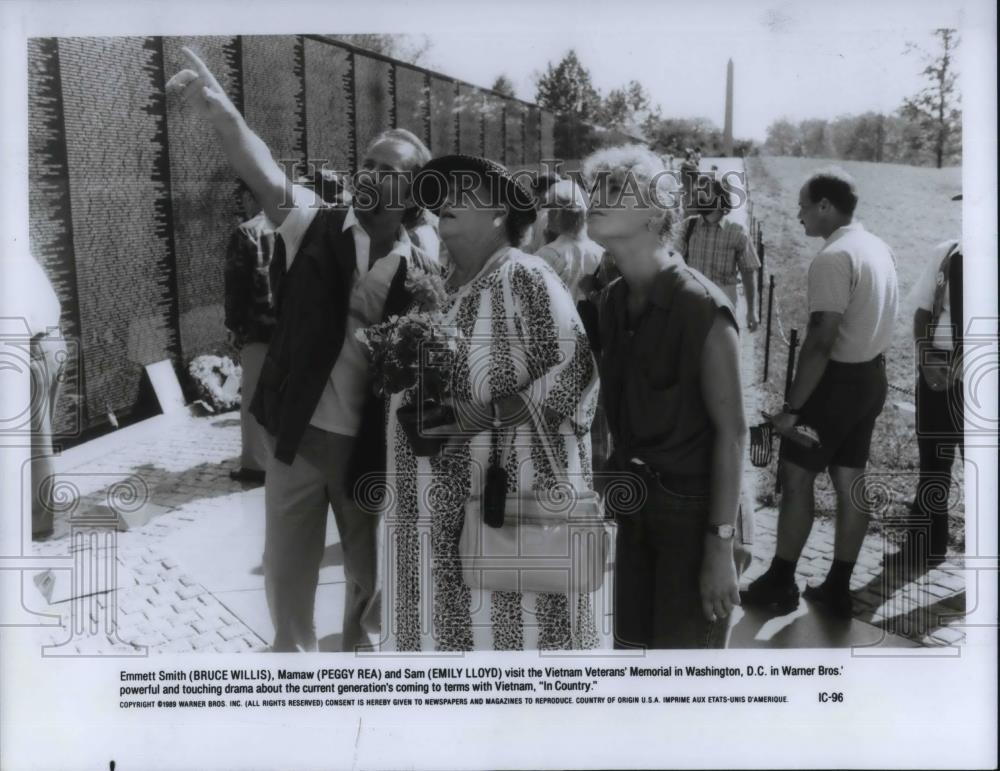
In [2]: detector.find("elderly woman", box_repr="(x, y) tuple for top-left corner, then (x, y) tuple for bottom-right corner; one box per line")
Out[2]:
(377, 155), (605, 651)
(582, 145), (749, 649)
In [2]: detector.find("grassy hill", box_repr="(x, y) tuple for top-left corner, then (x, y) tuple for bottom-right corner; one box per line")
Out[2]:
(746, 156), (964, 536)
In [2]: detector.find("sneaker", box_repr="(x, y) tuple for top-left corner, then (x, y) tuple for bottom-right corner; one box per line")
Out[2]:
(740, 573), (800, 614)
(803, 582), (853, 619)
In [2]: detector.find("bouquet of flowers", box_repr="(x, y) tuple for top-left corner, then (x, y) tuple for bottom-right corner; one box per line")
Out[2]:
(188, 354), (242, 413)
(355, 271), (461, 454)
(355, 310), (460, 401)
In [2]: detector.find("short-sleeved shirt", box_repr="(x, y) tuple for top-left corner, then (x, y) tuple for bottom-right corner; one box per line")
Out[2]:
(908, 239), (960, 352)
(277, 190), (415, 436)
(674, 215), (760, 287)
(535, 233), (605, 301)
(808, 222), (899, 363)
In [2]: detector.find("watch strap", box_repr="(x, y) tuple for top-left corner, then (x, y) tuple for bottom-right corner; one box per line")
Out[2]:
(706, 523), (736, 540)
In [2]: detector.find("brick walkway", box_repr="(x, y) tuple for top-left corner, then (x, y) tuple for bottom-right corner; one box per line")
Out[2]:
(31, 413), (268, 655)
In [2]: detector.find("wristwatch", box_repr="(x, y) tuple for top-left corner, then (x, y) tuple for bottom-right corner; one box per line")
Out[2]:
(706, 524), (736, 540)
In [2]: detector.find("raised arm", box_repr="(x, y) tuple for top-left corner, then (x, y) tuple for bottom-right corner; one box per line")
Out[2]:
(166, 47), (295, 225)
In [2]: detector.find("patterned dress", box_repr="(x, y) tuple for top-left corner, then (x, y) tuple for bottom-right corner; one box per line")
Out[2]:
(379, 247), (608, 651)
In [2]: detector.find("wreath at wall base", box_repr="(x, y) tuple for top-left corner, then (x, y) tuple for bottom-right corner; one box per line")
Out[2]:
(187, 355), (242, 413)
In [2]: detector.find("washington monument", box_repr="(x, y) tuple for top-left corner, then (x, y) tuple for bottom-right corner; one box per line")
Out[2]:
(724, 58), (734, 155)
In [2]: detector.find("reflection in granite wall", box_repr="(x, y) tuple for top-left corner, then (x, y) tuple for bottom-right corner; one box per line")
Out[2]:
(505, 102), (524, 167)
(27, 38), (83, 435)
(457, 85), (483, 156)
(429, 77), (457, 156)
(58, 37), (181, 424)
(524, 106), (540, 166)
(354, 56), (391, 159)
(482, 95), (505, 164)
(541, 110), (556, 160)
(303, 40), (353, 173)
(394, 65), (429, 148)
(163, 36), (243, 364)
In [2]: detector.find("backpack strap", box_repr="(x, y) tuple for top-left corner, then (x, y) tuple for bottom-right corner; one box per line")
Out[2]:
(931, 241), (961, 328)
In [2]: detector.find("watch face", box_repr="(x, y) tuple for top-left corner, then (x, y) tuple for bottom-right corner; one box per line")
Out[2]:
(712, 525), (736, 539)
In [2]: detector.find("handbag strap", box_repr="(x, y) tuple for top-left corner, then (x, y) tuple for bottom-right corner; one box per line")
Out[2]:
(497, 263), (570, 486)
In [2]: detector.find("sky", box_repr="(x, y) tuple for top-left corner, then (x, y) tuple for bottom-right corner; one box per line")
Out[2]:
(405, 2), (969, 142)
(1, 0), (979, 143)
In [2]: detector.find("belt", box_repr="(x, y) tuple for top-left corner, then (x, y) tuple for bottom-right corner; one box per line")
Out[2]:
(625, 458), (711, 497)
(828, 353), (885, 370)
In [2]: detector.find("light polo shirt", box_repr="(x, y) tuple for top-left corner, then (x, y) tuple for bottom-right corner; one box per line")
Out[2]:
(277, 188), (414, 436)
(909, 239), (960, 351)
(808, 221), (899, 363)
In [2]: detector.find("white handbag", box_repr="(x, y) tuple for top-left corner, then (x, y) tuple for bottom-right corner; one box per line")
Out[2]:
(459, 405), (612, 595)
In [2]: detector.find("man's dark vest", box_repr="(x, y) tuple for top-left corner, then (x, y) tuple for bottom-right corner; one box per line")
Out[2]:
(249, 207), (357, 465)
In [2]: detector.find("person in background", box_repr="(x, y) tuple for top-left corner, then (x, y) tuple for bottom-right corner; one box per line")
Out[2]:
(524, 170), (563, 254)
(224, 184), (278, 483)
(169, 47), (437, 653)
(534, 179), (605, 301)
(583, 144), (749, 649)
(536, 178), (611, 478)
(680, 148), (700, 213)
(898, 198), (963, 568)
(673, 178), (760, 331)
(742, 167), (899, 619)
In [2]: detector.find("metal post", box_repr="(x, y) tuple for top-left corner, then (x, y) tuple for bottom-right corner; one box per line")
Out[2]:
(763, 274), (775, 382)
(757, 233), (765, 318)
(785, 328), (799, 400)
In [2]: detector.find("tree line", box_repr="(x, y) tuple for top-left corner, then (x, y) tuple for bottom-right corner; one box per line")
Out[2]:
(763, 29), (960, 167)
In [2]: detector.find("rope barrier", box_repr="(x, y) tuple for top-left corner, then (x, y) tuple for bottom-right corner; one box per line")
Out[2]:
(888, 381), (916, 398)
(772, 292), (793, 348)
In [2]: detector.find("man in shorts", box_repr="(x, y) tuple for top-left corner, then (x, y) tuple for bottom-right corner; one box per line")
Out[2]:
(742, 167), (899, 618)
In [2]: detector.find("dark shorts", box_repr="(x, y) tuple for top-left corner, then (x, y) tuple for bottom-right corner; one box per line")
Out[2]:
(780, 355), (888, 472)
